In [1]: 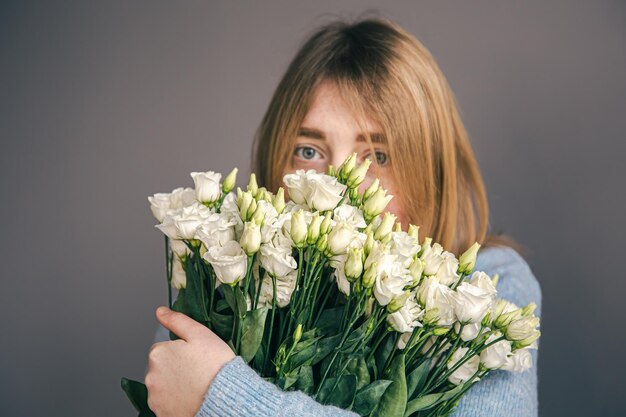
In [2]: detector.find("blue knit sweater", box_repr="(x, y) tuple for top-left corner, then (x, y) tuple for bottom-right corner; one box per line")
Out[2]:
(154, 246), (542, 417)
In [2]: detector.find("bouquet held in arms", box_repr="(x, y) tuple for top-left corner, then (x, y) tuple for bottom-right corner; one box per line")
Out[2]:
(122, 154), (540, 417)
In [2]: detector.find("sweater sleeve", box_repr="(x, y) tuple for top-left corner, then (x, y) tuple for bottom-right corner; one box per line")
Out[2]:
(451, 246), (542, 417)
(195, 356), (358, 417)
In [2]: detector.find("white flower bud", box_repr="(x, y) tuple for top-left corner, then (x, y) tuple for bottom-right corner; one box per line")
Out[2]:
(409, 258), (424, 286)
(319, 213), (332, 235)
(290, 210), (308, 248)
(338, 153), (357, 180)
(458, 242), (480, 274)
(247, 173), (259, 196)
(407, 224), (419, 240)
(240, 221), (262, 255)
(273, 187), (286, 214)
(307, 213), (322, 245)
(222, 168), (238, 194)
(347, 159), (371, 188)
(345, 247), (364, 281)
(362, 188), (393, 221)
(374, 212), (396, 240)
(505, 316), (540, 341)
(387, 291), (411, 313)
(363, 178), (380, 201)
(362, 261), (377, 289)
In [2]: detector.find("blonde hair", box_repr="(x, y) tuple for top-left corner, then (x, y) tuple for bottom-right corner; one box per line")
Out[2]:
(253, 18), (517, 255)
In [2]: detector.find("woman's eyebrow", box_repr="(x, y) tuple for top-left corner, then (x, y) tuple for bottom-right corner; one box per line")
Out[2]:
(297, 127), (325, 140)
(356, 133), (386, 144)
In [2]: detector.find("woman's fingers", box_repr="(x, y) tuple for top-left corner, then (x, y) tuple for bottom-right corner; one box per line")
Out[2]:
(155, 306), (208, 342)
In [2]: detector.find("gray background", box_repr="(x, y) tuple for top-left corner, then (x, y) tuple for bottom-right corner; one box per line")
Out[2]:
(1, 1), (625, 416)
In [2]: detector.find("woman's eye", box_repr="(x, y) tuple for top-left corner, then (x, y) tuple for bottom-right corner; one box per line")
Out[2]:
(294, 146), (321, 160)
(365, 151), (389, 166)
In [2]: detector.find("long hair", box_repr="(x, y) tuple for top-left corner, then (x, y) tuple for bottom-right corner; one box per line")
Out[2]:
(253, 18), (519, 255)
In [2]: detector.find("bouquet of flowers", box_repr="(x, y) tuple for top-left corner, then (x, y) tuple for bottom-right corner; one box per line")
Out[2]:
(122, 154), (540, 417)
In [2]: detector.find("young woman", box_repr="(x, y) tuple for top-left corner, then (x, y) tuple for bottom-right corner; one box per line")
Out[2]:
(145, 19), (542, 417)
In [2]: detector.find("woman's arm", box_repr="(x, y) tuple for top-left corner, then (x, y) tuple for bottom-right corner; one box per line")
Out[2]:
(195, 355), (359, 417)
(452, 246), (542, 417)
(151, 311), (358, 417)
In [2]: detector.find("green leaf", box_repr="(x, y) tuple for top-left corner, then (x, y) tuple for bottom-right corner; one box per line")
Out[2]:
(318, 375), (358, 409)
(404, 384), (464, 416)
(215, 298), (230, 313)
(295, 365), (315, 394)
(315, 306), (343, 335)
(367, 349), (378, 380)
(120, 378), (156, 417)
(375, 333), (395, 377)
(406, 359), (431, 400)
(239, 307), (269, 362)
(346, 357), (371, 390)
(371, 354), (407, 417)
(209, 311), (234, 341)
(234, 286), (247, 319)
(311, 334), (341, 366)
(220, 284), (237, 313)
(352, 380), (393, 416)
(286, 340), (318, 371)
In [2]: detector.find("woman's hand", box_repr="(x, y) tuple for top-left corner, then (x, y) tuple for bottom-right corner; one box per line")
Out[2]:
(145, 306), (236, 417)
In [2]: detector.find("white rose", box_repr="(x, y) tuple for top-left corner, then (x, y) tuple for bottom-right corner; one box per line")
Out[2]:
(397, 332), (413, 350)
(389, 231), (421, 267)
(169, 239), (191, 258)
(469, 271), (497, 296)
(203, 241), (248, 285)
(258, 269), (297, 308)
(452, 281), (495, 324)
(447, 347), (481, 385)
(417, 276), (456, 326)
(190, 171), (222, 204)
(454, 322), (482, 342)
(420, 242), (445, 276)
(333, 266), (351, 296)
(327, 221), (357, 255)
(156, 202), (212, 240)
(480, 332), (512, 369)
(434, 251), (460, 286)
(333, 205), (367, 229)
(501, 348), (533, 372)
(195, 212), (237, 248)
(259, 243), (297, 278)
(373, 261), (411, 306)
(283, 170), (346, 212)
(171, 258), (187, 290)
(387, 295), (424, 333)
(148, 187), (196, 223)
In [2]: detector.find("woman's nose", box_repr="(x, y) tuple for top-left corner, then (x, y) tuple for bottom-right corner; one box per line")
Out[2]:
(330, 151), (356, 172)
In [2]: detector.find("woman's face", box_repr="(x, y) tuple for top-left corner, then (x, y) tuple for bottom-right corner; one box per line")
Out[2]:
(282, 80), (408, 227)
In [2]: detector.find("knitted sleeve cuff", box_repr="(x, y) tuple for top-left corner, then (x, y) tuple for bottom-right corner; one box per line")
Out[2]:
(195, 356), (283, 417)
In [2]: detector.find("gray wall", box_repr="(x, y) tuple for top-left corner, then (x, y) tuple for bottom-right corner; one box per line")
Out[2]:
(1, 1), (625, 416)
